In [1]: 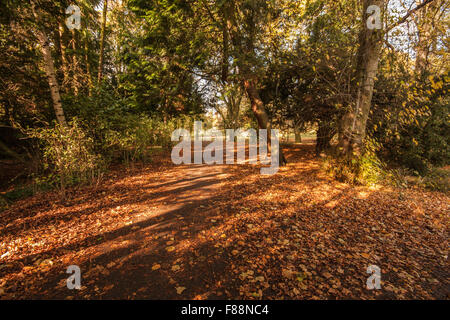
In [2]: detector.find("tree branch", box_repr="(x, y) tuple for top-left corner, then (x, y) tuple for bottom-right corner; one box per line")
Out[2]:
(386, 0), (435, 32)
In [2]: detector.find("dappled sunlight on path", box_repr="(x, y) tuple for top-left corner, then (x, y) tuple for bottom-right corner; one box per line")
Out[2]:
(0, 145), (448, 299)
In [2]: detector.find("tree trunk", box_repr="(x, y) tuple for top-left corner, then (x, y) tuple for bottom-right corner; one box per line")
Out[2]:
(58, 22), (69, 93)
(338, 0), (384, 156)
(294, 128), (302, 143)
(316, 121), (335, 156)
(71, 29), (80, 96)
(243, 79), (287, 166)
(84, 35), (93, 96)
(224, 0), (287, 166)
(414, 0), (440, 74)
(221, 19), (229, 83)
(31, 3), (67, 127)
(98, 0), (108, 83)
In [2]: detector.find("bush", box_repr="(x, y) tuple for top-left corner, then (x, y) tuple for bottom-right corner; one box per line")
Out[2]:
(323, 153), (384, 186)
(62, 88), (198, 165)
(420, 167), (450, 192)
(28, 118), (105, 197)
(324, 140), (387, 186)
(370, 72), (449, 175)
(102, 114), (192, 164)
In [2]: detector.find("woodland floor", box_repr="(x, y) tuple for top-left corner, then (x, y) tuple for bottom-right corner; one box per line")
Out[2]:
(0, 143), (448, 300)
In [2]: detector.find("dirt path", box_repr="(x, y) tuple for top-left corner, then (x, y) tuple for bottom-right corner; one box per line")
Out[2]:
(0, 145), (448, 299)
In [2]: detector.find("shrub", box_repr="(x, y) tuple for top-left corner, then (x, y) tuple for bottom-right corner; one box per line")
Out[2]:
(28, 118), (105, 197)
(420, 167), (450, 192)
(324, 140), (386, 186)
(103, 115), (172, 164)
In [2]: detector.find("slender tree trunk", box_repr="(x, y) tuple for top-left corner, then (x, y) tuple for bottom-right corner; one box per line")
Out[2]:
(71, 29), (80, 96)
(414, 0), (440, 74)
(221, 20), (229, 83)
(31, 4), (67, 127)
(338, 0), (384, 156)
(316, 121), (335, 156)
(84, 36), (93, 96)
(230, 92), (242, 130)
(58, 22), (69, 93)
(294, 125), (302, 143)
(98, 0), (108, 83)
(415, 28), (430, 73)
(38, 30), (67, 126)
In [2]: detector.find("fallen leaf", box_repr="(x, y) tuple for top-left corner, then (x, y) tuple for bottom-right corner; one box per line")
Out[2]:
(172, 265), (180, 271)
(176, 287), (186, 294)
(152, 264), (161, 270)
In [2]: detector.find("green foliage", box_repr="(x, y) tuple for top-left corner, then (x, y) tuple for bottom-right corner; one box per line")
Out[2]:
(420, 167), (450, 192)
(324, 151), (384, 186)
(1, 0), (449, 198)
(402, 167), (450, 193)
(122, 0), (206, 116)
(370, 69), (449, 175)
(28, 118), (105, 195)
(2, 185), (34, 202)
(103, 114), (182, 164)
(0, 194), (7, 211)
(63, 86), (197, 164)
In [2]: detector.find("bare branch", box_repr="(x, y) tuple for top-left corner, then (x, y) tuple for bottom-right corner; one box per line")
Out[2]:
(386, 0), (435, 32)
